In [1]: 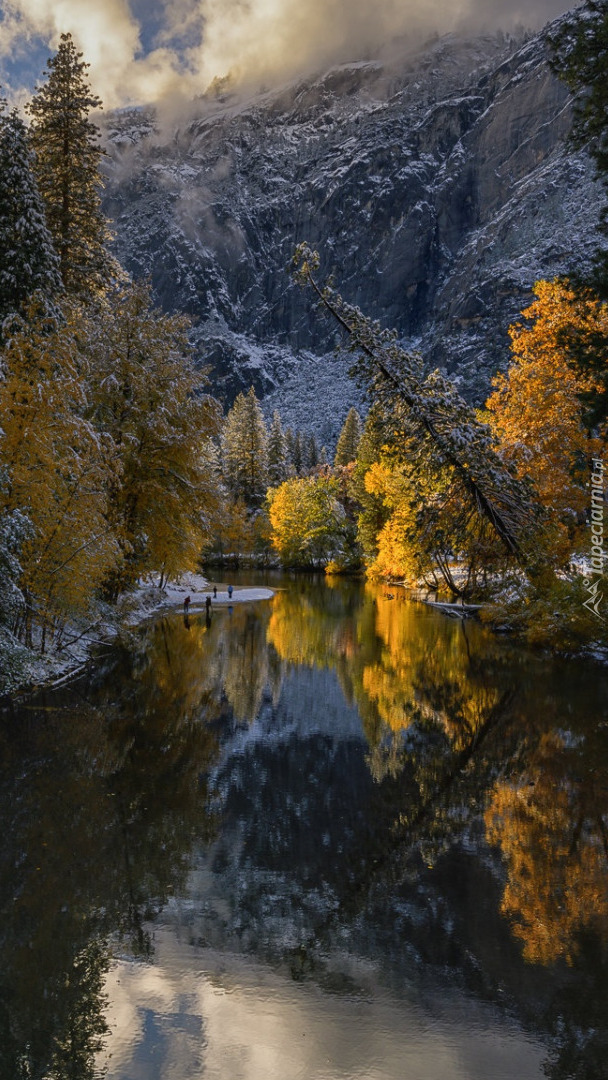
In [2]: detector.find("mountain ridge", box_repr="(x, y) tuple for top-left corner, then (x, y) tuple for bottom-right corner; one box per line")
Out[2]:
(102, 17), (599, 446)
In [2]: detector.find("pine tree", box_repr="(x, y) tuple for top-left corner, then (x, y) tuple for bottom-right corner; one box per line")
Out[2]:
(334, 407), (362, 467)
(222, 387), (269, 507)
(293, 244), (541, 563)
(292, 430), (303, 475)
(267, 410), (290, 485)
(27, 34), (116, 297)
(0, 104), (60, 322)
(304, 431), (320, 472)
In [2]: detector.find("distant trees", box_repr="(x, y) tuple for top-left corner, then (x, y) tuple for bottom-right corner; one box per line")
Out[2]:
(27, 33), (116, 297)
(334, 407), (362, 467)
(222, 387), (269, 508)
(293, 243), (541, 564)
(267, 410), (290, 485)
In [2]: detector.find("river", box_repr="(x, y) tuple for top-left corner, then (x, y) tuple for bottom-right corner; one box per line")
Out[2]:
(0, 572), (607, 1080)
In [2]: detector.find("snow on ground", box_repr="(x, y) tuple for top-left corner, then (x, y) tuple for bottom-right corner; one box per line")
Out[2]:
(124, 572), (274, 620)
(3, 572), (274, 700)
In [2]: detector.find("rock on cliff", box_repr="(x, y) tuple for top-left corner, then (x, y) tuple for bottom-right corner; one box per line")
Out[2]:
(102, 19), (599, 445)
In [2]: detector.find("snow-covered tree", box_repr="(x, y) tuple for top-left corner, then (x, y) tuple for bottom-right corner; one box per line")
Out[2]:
(0, 304), (120, 646)
(293, 244), (541, 565)
(85, 282), (222, 593)
(302, 431), (320, 473)
(27, 34), (116, 297)
(267, 474), (345, 568)
(267, 410), (290, 485)
(291, 430), (303, 475)
(222, 386), (268, 507)
(0, 480), (31, 691)
(0, 104), (60, 322)
(334, 407), (362, 467)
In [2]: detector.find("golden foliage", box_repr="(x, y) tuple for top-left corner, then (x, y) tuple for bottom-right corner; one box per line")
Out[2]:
(0, 304), (119, 635)
(486, 731), (608, 965)
(267, 474), (344, 567)
(84, 283), (222, 590)
(487, 279), (607, 523)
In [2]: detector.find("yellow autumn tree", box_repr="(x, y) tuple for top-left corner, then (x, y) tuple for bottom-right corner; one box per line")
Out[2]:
(267, 474), (345, 568)
(0, 304), (119, 648)
(485, 731), (608, 965)
(486, 279), (607, 536)
(363, 453), (504, 597)
(83, 283), (222, 594)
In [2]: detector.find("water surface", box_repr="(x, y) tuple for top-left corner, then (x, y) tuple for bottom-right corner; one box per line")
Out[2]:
(1, 574), (607, 1080)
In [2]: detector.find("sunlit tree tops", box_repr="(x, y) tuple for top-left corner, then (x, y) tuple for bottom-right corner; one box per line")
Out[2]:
(27, 33), (116, 298)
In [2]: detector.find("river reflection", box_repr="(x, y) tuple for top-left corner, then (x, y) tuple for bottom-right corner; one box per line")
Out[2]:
(1, 575), (607, 1080)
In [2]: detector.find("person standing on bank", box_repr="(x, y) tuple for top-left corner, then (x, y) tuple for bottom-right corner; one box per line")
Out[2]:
(227, 584), (233, 599)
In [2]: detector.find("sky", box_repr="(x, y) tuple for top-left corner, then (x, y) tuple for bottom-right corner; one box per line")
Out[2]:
(0, 0), (576, 110)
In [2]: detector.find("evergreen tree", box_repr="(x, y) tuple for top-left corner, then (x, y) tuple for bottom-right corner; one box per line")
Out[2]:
(284, 427), (296, 470)
(293, 244), (542, 566)
(0, 104), (60, 322)
(334, 407), (362, 467)
(222, 386), (269, 507)
(304, 431), (320, 472)
(292, 430), (303, 475)
(27, 34), (116, 297)
(267, 410), (290, 485)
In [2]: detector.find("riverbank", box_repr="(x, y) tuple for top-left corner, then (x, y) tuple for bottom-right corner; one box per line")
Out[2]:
(1, 572), (275, 702)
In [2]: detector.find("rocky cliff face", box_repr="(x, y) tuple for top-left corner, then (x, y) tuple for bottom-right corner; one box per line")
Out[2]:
(103, 18), (599, 445)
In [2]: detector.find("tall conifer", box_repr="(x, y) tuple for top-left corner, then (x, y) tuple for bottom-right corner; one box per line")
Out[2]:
(0, 104), (60, 321)
(267, 410), (290, 485)
(27, 34), (115, 297)
(222, 387), (269, 507)
(334, 407), (362, 467)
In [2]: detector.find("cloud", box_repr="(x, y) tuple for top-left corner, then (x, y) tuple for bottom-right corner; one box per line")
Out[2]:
(0, 0), (574, 109)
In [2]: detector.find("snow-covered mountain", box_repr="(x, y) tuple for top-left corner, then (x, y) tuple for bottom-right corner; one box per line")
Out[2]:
(102, 18), (599, 444)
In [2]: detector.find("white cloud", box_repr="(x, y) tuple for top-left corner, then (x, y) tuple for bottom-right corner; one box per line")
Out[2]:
(0, 0), (573, 108)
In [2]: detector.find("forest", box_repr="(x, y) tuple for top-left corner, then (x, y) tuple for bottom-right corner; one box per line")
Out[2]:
(1, 9), (607, 693)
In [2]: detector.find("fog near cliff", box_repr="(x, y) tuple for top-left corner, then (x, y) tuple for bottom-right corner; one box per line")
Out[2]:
(0, 0), (575, 108)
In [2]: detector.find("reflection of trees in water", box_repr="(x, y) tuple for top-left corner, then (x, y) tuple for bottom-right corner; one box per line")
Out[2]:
(265, 578), (608, 1077)
(2, 584), (607, 1078)
(0, 632), (221, 1080)
(486, 728), (608, 967)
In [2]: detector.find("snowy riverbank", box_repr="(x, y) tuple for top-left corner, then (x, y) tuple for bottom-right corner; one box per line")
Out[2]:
(1, 572), (274, 701)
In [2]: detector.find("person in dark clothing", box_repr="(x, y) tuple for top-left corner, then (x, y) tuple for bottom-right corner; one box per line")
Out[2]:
(213, 585), (217, 598)
(227, 584), (233, 599)
(184, 595), (191, 614)
(205, 595), (212, 613)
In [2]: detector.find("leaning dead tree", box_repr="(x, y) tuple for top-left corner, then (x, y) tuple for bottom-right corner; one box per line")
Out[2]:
(292, 243), (542, 561)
